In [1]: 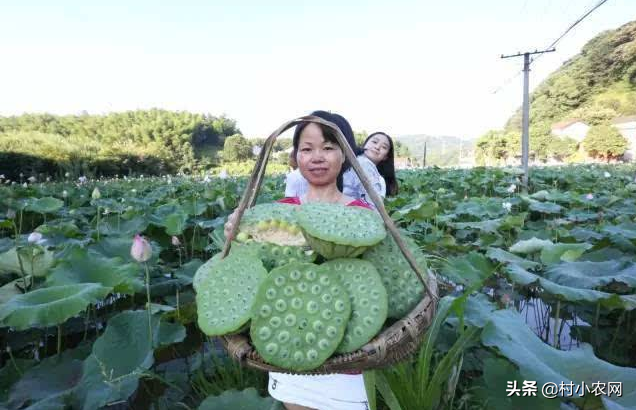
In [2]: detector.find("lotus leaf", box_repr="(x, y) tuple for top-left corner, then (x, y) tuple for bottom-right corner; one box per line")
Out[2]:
(0, 246), (55, 277)
(539, 242), (592, 265)
(545, 261), (636, 290)
(602, 223), (636, 240)
(505, 264), (636, 310)
(46, 248), (142, 294)
(450, 219), (502, 233)
(0, 283), (111, 330)
(74, 310), (185, 409)
(529, 201), (562, 214)
(485, 247), (540, 270)
(8, 344), (90, 410)
(441, 252), (495, 287)
(27, 197), (64, 214)
(482, 309), (636, 409)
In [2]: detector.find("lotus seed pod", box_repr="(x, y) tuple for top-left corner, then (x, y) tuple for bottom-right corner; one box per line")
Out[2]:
(318, 258), (388, 353)
(236, 232), (250, 243)
(362, 233), (430, 318)
(195, 252), (267, 336)
(250, 262), (351, 371)
(238, 203), (305, 246)
(296, 203), (386, 259)
(193, 244), (260, 292)
(236, 242), (316, 271)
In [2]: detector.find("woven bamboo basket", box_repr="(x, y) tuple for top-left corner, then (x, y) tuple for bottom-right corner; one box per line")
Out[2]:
(220, 115), (439, 374)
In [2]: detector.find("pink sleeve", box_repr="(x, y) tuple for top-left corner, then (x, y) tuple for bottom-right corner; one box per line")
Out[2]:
(277, 197), (302, 205)
(346, 199), (373, 209)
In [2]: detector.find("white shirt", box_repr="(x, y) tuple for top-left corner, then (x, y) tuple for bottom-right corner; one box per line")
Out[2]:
(284, 169), (309, 198)
(342, 155), (386, 205)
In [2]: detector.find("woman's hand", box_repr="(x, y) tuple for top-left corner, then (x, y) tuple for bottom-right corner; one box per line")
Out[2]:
(224, 209), (239, 241)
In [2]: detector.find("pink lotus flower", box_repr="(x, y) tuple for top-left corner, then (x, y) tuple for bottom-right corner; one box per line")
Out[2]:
(171, 236), (181, 246)
(586, 193), (594, 200)
(131, 234), (152, 262)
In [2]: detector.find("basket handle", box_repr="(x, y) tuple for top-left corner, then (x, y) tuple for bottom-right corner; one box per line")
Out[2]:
(221, 115), (438, 301)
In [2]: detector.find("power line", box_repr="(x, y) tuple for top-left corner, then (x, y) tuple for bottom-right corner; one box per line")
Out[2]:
(492, 70), (523, 95)
(531, 0), (610, 64)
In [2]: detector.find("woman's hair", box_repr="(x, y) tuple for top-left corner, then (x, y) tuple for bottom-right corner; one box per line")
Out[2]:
(292, 110), (358, 191)
(364, 132), (399, 196)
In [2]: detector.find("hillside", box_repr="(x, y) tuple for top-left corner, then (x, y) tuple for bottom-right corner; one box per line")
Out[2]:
(395, 134), (475, 167)
(506, 20), (636, 130)
(0, 110), (239, 178)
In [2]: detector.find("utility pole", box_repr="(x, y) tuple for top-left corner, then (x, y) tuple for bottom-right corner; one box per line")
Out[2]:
(422, 141), (427, 168)
(501, 48), (555, 190)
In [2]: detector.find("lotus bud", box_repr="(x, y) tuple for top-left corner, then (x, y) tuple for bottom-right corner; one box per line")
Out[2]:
(65, 172), (71, 178)
(0, 174), (4, 179)
(22, 183), (28, 188)
(131, 234), (152, 262)
(171, 236), (181, 246)
(62, 190), (68, 198)
(92, 187), (101, 200)
(28, 232), (43, 244)
(6, 209), (16, 219)
(28, 176), (36, 183)
(604, 171), (611, 178)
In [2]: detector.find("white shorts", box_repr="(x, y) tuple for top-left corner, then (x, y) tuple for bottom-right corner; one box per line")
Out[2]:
(268, 372), (369, 410)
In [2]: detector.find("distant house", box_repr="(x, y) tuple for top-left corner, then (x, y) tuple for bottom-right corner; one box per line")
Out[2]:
(550, 119), (590, 141)
(612, 115), (636, 161)
(394, 157), (410, 169)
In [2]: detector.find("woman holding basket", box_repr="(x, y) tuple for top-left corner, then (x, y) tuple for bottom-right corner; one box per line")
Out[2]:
(225, 111), (371, 410)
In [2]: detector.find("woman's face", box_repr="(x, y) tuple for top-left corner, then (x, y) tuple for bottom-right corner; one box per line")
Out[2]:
(296, 123), (344, 187)
(364, 134), (391, 165)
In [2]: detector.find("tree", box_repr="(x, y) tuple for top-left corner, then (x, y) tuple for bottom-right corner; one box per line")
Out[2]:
(583, 123), (628, 162)
(222, 134), (253, 162)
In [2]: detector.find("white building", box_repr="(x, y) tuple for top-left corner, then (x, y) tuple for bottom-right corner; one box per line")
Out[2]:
(612, 115), (636, 161)
(550, 119), (590, 142)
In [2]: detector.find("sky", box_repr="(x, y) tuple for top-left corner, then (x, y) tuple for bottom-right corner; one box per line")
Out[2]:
(0, 0), (633, 140)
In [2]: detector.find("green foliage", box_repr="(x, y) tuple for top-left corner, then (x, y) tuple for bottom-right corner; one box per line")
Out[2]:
(222, 134), (254, 162)
(475, 126), (581, 164)
(583, 123), (629, 161)
(0, 110), (240, 179)
(506, 21), (636, 131)
(191, 352), (268, 399)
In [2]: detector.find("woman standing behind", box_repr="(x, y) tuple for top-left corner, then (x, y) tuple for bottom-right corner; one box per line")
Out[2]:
(343, 131), (399, 204)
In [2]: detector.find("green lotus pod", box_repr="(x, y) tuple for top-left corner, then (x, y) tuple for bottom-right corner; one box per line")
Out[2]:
(236, 242), (316, 271)
(318, 258), (388, 353)
(362, 233), (429, 318)
(238, 203), (305, 246)
(195, 252), (267, 336)
(297, 203), (386, 259)
(250, 262), (351, 371)
(192, 245), (259, 292)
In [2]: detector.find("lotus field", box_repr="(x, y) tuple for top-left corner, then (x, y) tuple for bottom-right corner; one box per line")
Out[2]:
(0, 164), (635, 410)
